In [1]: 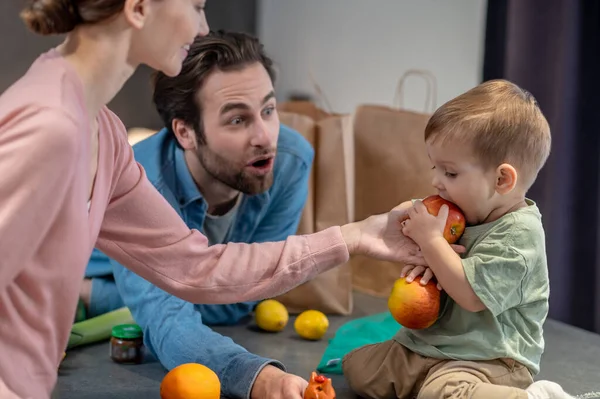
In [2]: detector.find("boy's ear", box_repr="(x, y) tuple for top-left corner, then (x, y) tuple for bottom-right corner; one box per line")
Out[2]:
(495, 163), (518, 194)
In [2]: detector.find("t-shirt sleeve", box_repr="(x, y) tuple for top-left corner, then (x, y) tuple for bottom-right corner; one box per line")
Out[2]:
(462, 230), (528, 316)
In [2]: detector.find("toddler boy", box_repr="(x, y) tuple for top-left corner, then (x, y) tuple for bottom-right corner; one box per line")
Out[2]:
(343, 80), (573, 399)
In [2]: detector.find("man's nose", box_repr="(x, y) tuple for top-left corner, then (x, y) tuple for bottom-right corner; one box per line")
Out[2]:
(251, 120), (274, 148)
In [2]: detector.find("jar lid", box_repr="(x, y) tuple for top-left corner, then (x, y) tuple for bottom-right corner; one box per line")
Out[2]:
(112, 324), (143, 339)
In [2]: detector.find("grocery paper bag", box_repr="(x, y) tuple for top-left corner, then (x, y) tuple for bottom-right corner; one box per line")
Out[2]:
(273, 102), (355, 315)
(350, 70), (439, 297)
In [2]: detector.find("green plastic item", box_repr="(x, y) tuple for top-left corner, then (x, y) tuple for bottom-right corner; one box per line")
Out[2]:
(111, 324), (142, 339)
(67, 306), (134, 350)
(316, 312), (401, 375)
(74, 298), (87, 323)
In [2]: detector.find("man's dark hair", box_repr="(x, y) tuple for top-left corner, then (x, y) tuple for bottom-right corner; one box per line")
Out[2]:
(152, 30), (276, 144)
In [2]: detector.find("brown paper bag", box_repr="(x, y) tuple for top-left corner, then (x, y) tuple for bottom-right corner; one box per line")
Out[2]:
(350, 70), (439, 297)
(275, 112), (317, 236)
(273, 102), (355, 315)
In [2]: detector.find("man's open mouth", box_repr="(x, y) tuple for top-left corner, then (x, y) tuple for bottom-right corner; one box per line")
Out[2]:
(248, 155), (274, 169)
(251, 158), (271, 168)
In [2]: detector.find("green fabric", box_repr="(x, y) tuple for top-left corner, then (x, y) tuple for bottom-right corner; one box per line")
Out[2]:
(317, 312), (401, 374)
(394, 199), (549, 375)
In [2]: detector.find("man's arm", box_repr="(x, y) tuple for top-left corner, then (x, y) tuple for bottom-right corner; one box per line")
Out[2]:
(106, 161), (293, 397)
(111, 260), (285, 399)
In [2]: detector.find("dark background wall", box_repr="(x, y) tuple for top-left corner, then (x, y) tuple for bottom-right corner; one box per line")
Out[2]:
(484, 0), (600, 334)
(0, 0), (257, 130)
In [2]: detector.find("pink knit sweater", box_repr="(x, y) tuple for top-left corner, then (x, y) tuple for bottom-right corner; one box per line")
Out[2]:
(0, 49), (349, 399)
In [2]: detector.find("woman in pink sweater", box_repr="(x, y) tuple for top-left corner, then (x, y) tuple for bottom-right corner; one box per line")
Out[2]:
(0, 1), (441, 398)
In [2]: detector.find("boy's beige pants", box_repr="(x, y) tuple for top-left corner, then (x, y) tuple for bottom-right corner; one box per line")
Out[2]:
(342, 340), (533, 399)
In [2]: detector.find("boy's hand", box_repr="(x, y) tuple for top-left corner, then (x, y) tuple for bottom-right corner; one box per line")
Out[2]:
(400, 265), (443, 290)
(401, 200), (448, 247)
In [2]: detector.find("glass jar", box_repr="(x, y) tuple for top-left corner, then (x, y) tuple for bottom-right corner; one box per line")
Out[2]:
(110, 324), (144, 364)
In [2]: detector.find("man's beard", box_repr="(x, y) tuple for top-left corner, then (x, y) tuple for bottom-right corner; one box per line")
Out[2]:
(196, 145), (275, 195)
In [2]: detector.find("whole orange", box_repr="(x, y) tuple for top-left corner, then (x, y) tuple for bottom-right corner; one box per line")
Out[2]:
(160, 363), (220, 399)
(388, 276), (440, 329)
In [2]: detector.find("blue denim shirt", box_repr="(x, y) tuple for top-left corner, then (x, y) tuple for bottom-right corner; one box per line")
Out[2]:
(86, 124), (313, 399)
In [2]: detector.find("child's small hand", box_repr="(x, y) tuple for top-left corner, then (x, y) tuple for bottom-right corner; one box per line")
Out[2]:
(400, 265), (443, 290)
(401, 200), (448, 247)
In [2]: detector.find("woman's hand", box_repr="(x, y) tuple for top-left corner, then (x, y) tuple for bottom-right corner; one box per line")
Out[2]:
(340, 201), (466, 265)
(341, 202), (427, 266)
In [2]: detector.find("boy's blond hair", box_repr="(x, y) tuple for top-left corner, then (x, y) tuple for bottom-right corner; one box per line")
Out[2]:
(424, 79), (551, 190)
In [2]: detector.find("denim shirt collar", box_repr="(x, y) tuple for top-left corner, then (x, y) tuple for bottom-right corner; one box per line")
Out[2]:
(171, 142), (271, 241)
(173, 145), (204, 208)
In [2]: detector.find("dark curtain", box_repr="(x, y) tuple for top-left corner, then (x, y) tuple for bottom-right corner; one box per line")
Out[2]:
(484, 0), (600, 333)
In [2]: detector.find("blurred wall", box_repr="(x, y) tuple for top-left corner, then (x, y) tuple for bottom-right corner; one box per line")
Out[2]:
(258, 0), (487, 113)
(2, 1), (485, 123)
(0, 0), (256, 130)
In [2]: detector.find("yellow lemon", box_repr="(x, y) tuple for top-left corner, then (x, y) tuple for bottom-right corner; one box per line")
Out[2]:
(254, 299), (289, 332)
(160, 363), (220, 399)
(294, 310), (329, 340)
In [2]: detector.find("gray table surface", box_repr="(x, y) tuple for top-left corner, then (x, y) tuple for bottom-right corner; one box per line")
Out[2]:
(53, 292), (600, 398)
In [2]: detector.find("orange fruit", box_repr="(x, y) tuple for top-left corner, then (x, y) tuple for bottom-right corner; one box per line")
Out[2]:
(388, 276), (440, 329)
(160, 363), (220, 399)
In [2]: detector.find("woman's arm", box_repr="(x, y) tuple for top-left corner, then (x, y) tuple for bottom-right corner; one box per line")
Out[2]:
(96, 125), (424, 304)
(96, 149), (349, 304)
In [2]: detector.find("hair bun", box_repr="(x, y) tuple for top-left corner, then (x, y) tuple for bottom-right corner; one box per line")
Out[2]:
(20, 0), (80, 35)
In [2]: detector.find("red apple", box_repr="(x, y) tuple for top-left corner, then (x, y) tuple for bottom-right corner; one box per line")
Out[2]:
(389, 196), (464, 330)
(388, 276), (440, 329)
(421, 195), (466, 244)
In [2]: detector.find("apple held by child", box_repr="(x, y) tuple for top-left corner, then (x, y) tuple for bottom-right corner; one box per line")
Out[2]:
(389, 195), (466, 329)
(420, 195), (466, 244)
(388, 276), (441, 329)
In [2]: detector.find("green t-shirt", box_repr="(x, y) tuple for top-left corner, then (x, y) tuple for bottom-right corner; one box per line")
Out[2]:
(394, 199), (549, 375)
